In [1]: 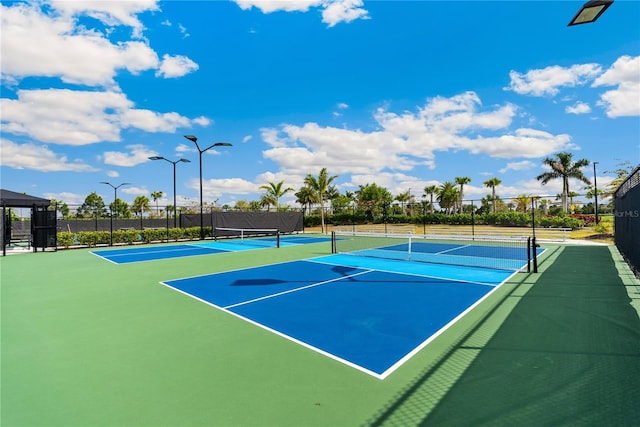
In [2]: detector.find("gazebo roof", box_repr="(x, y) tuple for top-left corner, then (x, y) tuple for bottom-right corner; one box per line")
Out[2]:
(0, 189), (51, 208)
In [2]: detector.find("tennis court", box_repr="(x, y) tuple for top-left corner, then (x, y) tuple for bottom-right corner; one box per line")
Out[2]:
(2, 233), (639, 426)
(91, 232), (332, 264)
(162, 256), (515, 378)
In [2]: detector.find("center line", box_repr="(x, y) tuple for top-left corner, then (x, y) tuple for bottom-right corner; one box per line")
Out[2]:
(223, 269), (373, 309)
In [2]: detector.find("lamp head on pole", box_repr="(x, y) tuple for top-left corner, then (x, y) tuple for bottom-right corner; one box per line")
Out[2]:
(178, 158), (191, 163)
(148, 156), (165, 161)
(568, 0), (613, 26)
(184, 135), (198, 143)
(202, 142), (233, 153)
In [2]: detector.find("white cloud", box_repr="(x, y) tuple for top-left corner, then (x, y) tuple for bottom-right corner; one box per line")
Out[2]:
(499, 160), (536, 174)
(188, 177), (258, 201)
(121, 186), (149, 197)
(1, 89), (208, 145)
(565, 101), (591, 115)
(43, 191), (87, 206)
(120, 109), (192, 133)
(49, 0), (160, 38)
(178, 23), (190, 38)
(175, 144), (193, 154)
(0, 138), (97, 172)
(156, 54), (199, 78)
(234, 0), (322, 13)
(592, 55), (640, 117)
(192, 116), (212, 126)
(506, 63), (602, 96)
(334, 101), (350, 118)
(260, 92), (575, 179)
(0, 2), (160, 87)
(103, 144), (158, 167)
(322, 0), (369, 27)
(233, 0), (369, 26)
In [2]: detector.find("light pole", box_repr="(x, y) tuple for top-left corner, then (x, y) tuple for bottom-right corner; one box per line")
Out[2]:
(594, 161), (600, 224)
(100, 181), (130, 245)
(148, 156), (191, 228)
(183, 135), (232, 240)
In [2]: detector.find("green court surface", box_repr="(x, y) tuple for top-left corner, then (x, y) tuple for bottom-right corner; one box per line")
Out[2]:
(1, 237), (639, 426)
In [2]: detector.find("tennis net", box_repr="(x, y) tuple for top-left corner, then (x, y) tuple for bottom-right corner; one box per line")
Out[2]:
(331, 231), (533, 271)
(214, 227), (280, 248)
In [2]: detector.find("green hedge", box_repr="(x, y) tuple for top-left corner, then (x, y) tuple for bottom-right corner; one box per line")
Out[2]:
(304, 212), (585, 229)
(55, 227), (204, 248)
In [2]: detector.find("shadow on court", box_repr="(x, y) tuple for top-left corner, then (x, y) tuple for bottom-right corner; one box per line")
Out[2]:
(367, 245), (640, 426)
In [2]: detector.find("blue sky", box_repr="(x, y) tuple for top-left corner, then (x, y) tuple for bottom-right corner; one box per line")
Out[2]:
(1, 0), (639, 210)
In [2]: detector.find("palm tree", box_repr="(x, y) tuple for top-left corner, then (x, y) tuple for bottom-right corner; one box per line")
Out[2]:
(259, 194), (277, 212)
(483, 177), (502, 213)
(423, 185), (439, 214)
(259, 180), (294, 211)
(454, 176), (471, 214)
(395, 191), (410, 215)
(539, 199), (552, 215)
(326, 185), (340, 214)
(514, 194), (530, 212)
(131, 195), (151, 218)
(536, 152), (590, 212)
(437, 182), (459, 214)
(295, 186), (316, 215)
(151, 191), (163, 217)
(567, 191), (580, 211)
(304, 168), (338, 233)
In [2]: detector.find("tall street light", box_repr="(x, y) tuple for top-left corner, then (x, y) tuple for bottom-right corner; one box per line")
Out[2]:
(148, 156), (191, 228)
(184, 135), (232, 239)
(568, 0), (613, 26)
(100, 182), (130, 220)
(100, 181), (130, 245)
(593, 161), (600, 224)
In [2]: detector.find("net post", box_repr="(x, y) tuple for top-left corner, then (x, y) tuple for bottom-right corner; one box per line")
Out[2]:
(532, 236), (538, 273)
(331, 231), (336, 254)
(527, 236), (531, 273)
(213, 227), (218, 241)
(276, 231), (280, 248)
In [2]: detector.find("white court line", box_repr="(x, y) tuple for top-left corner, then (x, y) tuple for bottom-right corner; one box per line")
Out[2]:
(307, 256), (502, 288)
(103, 245), (215, 258)
(223, 269), (374, 309)
(435, 244), (471, 255)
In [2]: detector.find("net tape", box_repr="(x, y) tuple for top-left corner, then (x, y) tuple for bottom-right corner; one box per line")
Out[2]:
(214, 227), (280, 248)
(332, 231), (532, 271)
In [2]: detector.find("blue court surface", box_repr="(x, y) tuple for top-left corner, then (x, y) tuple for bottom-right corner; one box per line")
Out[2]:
(91, 235), (332, 264)
(161, 255), (515, 379)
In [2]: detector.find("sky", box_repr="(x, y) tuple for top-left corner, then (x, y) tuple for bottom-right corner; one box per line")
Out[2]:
(1, 0), (639, 210)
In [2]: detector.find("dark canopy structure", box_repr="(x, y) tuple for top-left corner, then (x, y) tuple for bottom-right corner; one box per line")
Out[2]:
(1, 189), (51, 208)
(1, 189), (54, 256)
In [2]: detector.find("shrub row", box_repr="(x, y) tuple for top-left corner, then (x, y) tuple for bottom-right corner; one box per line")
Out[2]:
(56, 227), (203, 248)
(304, 212), (586, 229)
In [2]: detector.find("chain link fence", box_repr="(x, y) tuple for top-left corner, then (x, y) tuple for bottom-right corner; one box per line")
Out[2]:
(614, 165), (640, 276)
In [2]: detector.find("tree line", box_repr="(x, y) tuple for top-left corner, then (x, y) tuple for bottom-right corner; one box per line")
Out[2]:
(51, 153), (632, 231)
